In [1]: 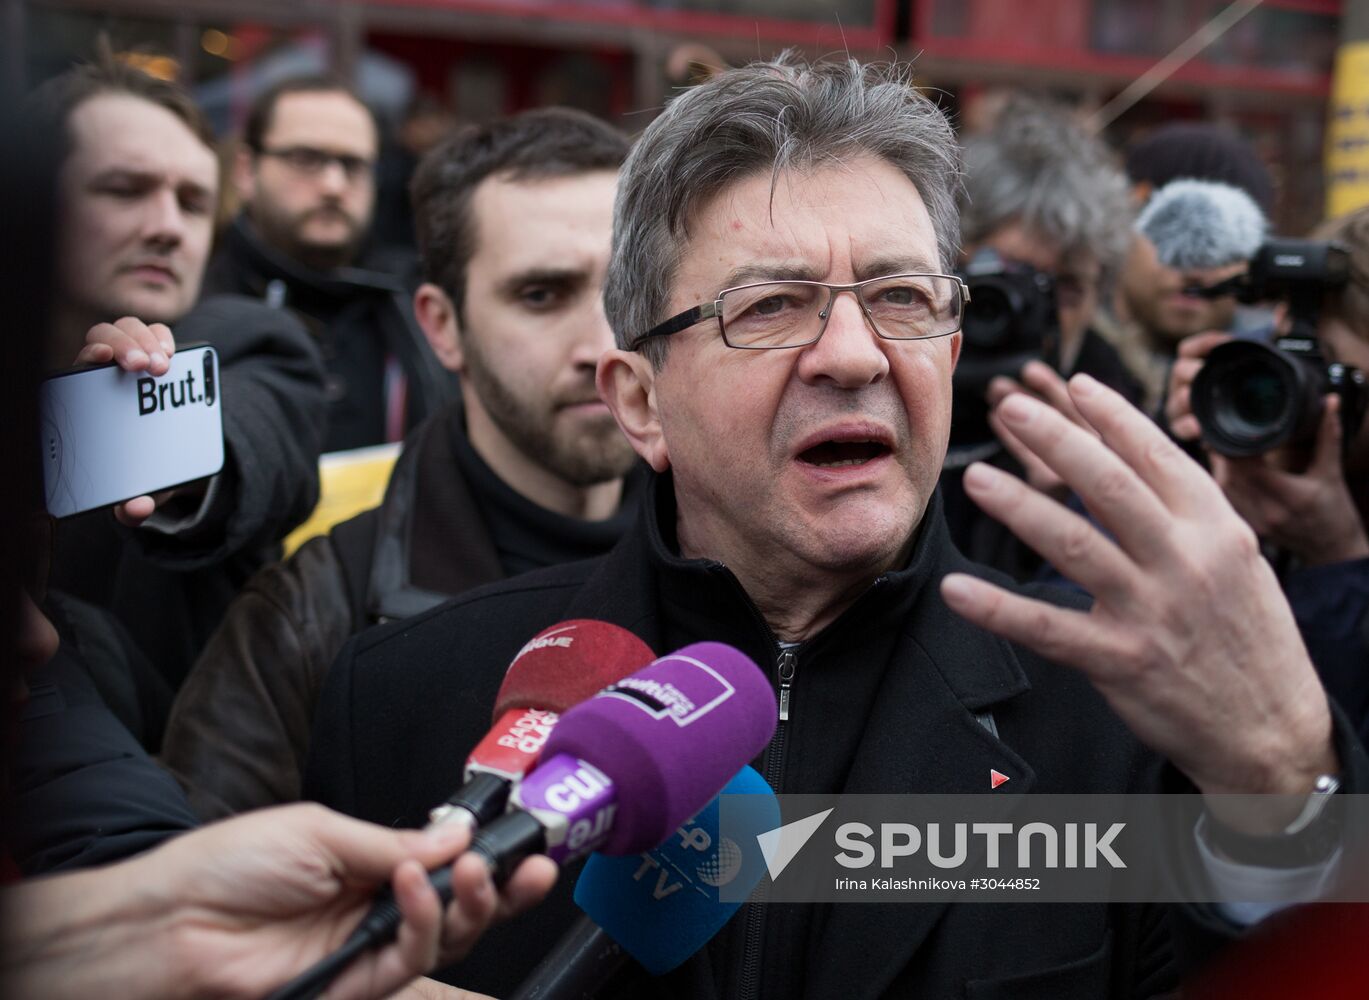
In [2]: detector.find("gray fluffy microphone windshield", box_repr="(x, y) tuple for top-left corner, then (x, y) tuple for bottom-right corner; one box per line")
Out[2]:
(1135, 178), (1267, 271)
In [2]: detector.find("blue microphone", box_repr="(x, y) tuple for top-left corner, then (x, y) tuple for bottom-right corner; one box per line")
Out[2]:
(509, 765), (779, 997)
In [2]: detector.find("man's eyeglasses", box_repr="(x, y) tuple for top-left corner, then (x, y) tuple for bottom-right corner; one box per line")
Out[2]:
(258, 146), (374, 182)
(628, 273), (969, 351)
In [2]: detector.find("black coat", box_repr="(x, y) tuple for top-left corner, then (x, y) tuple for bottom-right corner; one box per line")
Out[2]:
(203, 216), (456, 452)
(306, 478), (1366, 998)
(48, 295), (327, 692)
(8, 623), (198, 876)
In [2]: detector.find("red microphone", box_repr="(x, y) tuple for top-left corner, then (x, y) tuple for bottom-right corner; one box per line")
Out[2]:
(427, 620), (653, 831)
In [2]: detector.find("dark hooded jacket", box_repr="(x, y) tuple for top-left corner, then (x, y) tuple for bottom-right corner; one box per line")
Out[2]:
(48, 295), (327, 692)
(202, 216), (456, 452)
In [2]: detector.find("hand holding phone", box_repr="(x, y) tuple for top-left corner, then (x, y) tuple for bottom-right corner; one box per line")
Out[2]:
(75, 318), (181, 523)
(74, 317), (177, 378)
(41, 343), (225, 519)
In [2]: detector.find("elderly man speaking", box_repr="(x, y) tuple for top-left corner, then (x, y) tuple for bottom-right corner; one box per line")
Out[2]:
(305, 58), (1365, 998)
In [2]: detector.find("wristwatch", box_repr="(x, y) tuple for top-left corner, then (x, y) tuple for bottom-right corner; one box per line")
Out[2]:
(1205, 774), (1342, 868)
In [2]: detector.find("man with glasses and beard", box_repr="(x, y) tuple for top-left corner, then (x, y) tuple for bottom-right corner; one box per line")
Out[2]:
(206, 76), (455, 452)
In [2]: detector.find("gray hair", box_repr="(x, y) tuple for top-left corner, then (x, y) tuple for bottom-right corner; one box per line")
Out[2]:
(960, 97), (1131, 288)
(605, 55), (963, 367)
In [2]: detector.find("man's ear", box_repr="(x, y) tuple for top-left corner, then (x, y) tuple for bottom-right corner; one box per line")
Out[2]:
(949, 329), (962, 372)
(597, 349), (670, 472)
(231, 145), (257, 204)
(414, 283), (463, 373)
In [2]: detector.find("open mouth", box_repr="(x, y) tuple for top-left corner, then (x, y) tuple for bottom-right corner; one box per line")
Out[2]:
(796, 439), (891, 469)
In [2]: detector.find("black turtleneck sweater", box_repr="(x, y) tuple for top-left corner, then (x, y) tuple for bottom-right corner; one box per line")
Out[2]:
(445, 412), (643, 579)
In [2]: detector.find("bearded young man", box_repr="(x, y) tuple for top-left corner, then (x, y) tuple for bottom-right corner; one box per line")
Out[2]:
(162, 109), (642, 819)
(304, 59), (1366, 998)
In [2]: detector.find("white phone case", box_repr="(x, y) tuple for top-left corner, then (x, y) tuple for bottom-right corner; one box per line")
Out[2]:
(41, 344), (225, 518)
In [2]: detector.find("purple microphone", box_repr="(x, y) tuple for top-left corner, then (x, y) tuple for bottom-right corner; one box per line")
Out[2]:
(512, 756), (618, 864)
(264, 642), (775, 1000)
(470, 641), (776, 878)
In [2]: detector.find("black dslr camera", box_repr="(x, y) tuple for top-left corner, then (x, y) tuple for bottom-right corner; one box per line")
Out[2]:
(1190, 239), (1368, 458)
(950, 248), (1060, 448)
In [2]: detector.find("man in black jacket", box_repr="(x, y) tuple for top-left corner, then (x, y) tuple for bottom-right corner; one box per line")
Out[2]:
(205, 75), (455, 452)
(32, 54), (325, 707)
(305, 58), (1366, 998)
(163, 109), (641, 819)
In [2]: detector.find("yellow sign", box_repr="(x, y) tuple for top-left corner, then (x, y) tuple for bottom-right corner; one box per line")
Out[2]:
(282, 443), (401, 557)
(1327, 42), (1369, 219)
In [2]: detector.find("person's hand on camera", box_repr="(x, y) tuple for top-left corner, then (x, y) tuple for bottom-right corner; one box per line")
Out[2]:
(1164, 326), (1367, 565)
(1211, 395), (1369, 567)
(986, 360), (1097, 500)
(941, 375), (1337, 834)
(1165, 330), (1232, 441)
(1, 803), (558, 1000)
(71, 318), (185, 526)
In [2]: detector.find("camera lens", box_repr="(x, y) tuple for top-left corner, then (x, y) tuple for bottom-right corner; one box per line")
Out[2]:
(1191, 340), (1323, 457)
(963, 284), (1012, 350)
(1227, 359), (1288, 431)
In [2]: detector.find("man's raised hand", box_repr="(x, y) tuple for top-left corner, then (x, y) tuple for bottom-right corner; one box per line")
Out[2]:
(941, 374), (1337, 830)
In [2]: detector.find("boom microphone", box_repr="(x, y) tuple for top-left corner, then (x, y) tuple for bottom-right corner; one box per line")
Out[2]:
(266, 642), (775, 1000)
(428, 620), (655, 831)
(1135, 178), (1266, 272)
(507, 766), (778, 999)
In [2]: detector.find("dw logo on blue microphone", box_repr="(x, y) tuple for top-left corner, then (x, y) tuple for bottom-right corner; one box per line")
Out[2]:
(575, 767), (779, 975)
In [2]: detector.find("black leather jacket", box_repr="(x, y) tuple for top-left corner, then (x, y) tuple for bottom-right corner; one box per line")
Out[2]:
(161, 404), (643, 819)
(160, 402), (505, 819)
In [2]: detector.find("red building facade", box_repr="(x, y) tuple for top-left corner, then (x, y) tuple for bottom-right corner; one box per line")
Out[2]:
(12, 0), (1343, 231)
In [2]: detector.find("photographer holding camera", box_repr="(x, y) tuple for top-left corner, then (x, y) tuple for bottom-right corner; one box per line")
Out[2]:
(1113, 125), (1277, 414)
(942, 97), (1140, 577)
(1166, 206), (1369, 740)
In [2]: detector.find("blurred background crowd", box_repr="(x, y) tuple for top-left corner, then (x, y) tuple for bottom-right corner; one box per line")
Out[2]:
(5, 0), (1363, 240)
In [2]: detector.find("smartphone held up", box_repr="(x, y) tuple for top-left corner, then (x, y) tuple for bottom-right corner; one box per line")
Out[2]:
(40, 344), (224, 518)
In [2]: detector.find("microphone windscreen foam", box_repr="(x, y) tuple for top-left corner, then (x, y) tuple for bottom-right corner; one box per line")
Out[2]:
(1135, 178), (1266, 271)
(493, 620), (654, 719)
(543, 642), (777, 855)
(575, 766), (779, 975)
